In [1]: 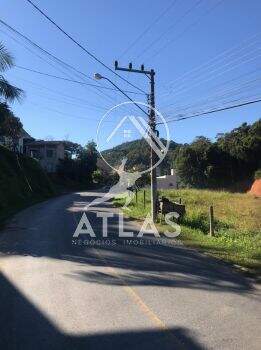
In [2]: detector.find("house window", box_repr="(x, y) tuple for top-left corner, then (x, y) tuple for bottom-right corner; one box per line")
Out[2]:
(31, 149), (39, 158)
(46, 149), (54, 158)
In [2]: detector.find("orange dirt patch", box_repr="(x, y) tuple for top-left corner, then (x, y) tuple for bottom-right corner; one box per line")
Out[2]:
(248, 179), (261, 197)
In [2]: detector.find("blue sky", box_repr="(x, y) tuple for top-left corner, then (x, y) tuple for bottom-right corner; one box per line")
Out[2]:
(1, 0), (261, 149)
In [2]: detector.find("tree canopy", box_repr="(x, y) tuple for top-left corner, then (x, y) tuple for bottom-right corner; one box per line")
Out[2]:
(0, 42), (23, 102)
(174, 119), (261, 189)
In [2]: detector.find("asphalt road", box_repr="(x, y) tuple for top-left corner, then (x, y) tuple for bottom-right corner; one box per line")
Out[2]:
(0, 191), (260, 350)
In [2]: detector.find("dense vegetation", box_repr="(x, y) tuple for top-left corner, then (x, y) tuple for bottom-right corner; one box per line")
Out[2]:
(114, 188), (261, 274)
(56, 141), (98, 187)
(102, 138), (180, 174)
(0, 42), (24, 150)
(0, 145), (55, 222)
(174, 120), (261, 190)
(103, 119), (261, 191)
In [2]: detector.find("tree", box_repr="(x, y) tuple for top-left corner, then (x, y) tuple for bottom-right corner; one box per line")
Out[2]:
(0, 102), (12, 130)
(175, 120), (261, 189)
(0, 42), (23, 102)
(63, 141), (82, 159)
(0, 102), (23, 151)
(101, 138), (180, 174)
(216, 120), (261, 181)
(92, 169), (103, 185)
(1, 114), (22, 151)
(175, 137), (213, 188)
(76, 141), (98, 182)
(57, 141), (99, 186)
(0, 43), (24, 152)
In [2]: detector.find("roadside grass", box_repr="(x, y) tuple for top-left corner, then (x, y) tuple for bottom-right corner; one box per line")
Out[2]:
(114, 188), (261, 275)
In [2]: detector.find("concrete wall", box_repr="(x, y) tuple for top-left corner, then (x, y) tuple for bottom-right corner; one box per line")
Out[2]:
(157, 171), (179, 190)
(26, 143), (65, 173)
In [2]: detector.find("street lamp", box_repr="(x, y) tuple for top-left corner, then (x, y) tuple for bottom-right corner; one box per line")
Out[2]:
(94, 73), (103, 80)
(94, 73), (148, 117)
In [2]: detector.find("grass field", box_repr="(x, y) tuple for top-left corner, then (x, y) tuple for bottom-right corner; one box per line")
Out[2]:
(114, 188), (261, 275)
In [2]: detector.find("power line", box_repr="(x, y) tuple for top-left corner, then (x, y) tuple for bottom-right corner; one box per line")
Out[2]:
(0, 19), (94, 82)
(161, 44), (261, 101)
(162, 68), (261, 112)
(14, 65), (145, 95)
(162, 77), (261, 117)
(119, 0), (178, 59)
(158, 97), (261, 124)
(159, 32), (261, 95)
(161, 49), (261, 104)
(10, 74), (110, 111)
(160, 62), (261, 110)
(25, 0), (147, 94)
(0, 19), (140, 115)
(27, 101), (112, 122)
(0, 19), (117, 102)
(164, 92), (261, 122)
(0, 27), (83, 82)
(147, 0), (225, 62)
(133, 0), (203, 61)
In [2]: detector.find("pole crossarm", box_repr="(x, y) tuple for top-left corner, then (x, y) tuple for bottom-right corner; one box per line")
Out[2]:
(115, 66), (152, 76)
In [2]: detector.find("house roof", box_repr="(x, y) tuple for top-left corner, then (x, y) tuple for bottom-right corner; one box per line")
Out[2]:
(19, 128), (33, 139)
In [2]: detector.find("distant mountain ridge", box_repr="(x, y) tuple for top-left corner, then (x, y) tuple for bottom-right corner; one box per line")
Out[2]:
(101, 138), (180, 174)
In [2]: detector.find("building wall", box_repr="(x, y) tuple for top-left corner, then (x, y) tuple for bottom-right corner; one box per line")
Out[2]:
(26, 143), (65, 173)
(0, 136), (34, 154)
(157, 172), (179, 190)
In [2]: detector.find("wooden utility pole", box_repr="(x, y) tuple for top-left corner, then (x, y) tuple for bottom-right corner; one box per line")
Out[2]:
(209, 205), (214, 236)
(115, 61), (157, 222)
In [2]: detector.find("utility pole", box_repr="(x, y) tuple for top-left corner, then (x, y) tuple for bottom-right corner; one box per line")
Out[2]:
(115, 61), (158, 222)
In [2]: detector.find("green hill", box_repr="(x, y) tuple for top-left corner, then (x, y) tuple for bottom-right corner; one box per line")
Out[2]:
(0, 145), (55, 222)
(101, 138), (180, 174)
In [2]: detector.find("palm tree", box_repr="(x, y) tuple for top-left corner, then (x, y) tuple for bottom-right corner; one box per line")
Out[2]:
(0, 42), (23, 102)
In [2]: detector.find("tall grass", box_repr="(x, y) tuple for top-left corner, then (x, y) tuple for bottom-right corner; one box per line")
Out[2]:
(114, 188), (261, 274)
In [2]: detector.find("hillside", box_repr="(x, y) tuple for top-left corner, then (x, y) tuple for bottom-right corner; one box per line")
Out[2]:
(0, 145), (55, 222)
(102, 120), (260, 190)
(101, 138), (180, 173)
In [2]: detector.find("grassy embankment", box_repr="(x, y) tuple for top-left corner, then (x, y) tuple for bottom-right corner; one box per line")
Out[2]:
(0, 145), (55, 224)
(114, 188), (261, 275)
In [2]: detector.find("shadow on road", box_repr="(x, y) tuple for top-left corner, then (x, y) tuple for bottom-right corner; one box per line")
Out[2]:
(0, 192), (254, 294)
(0, 272), (203, 350)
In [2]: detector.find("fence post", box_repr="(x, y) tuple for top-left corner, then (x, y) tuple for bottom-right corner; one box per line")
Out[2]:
(135, 189), (138, 204)
(143, 190), (146, 208)
(209, 205), (214, 236)
(179, 198), (182, 204)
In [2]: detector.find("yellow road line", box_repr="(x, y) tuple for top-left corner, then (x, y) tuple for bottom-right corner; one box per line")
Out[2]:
(72, 211), (185, 348)
(95, 249), (185, 349)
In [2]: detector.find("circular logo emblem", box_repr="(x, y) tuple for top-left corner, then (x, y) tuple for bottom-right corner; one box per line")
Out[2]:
(96, 101), (170, 175)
